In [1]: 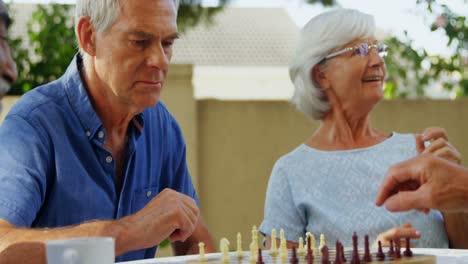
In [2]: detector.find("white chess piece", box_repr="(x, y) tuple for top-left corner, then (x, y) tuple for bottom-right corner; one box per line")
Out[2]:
(236, 232), (244, 259)
(279, 229), (287, 262)
(297, 237), (306, 256)
(270, 229), (278, 257)
(220, 238), (230, 263)
(198, 242), (207, 262)
(319, 233), (326, 256)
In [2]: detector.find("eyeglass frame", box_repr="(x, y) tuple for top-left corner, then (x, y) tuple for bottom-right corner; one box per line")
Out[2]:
(319, 42), (388, 64)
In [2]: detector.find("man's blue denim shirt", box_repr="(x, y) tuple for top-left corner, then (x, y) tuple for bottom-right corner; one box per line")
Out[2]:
(0, 55), (198, 262)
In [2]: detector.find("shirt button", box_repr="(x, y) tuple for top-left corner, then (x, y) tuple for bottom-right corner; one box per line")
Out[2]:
(146, 191), (152, 197)
(98, 131), (105, 139)
(105, 156), (113, 163)
(85, 131), (91, 137)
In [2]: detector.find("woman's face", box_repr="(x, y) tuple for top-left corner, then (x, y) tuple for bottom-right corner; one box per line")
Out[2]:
(319, 38), (387, 115)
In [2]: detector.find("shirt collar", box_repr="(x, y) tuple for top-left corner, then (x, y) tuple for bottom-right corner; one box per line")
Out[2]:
(63, 54), (146, 141)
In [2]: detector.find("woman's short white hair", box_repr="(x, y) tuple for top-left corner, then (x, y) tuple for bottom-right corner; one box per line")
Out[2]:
(75, 0), (180, 53)
(289, 8), (376, 120)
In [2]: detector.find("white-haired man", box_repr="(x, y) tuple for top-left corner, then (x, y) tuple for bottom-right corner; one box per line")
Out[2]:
(0, 0), (17, 114)
(0, 0), (214, 262)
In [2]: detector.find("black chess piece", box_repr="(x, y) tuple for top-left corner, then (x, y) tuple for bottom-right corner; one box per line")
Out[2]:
(362, 235), (372, 262)
(305, 236), (314, 264)
(290, 246), (298, 264)
(404, 238), (413, 257)
(387, 239), (395, 258)
(376, 240), (385, 261)
(351, 232), (360, 264)
(321, 245), (330, 264)
(335, 240), (343, 264)
(257, 248), (264, 264)
(395, 239), (402, 259)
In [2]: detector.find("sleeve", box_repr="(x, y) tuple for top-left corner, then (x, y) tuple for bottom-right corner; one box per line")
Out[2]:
(0, 114), (50, 227)
(259, 160), (306, 242)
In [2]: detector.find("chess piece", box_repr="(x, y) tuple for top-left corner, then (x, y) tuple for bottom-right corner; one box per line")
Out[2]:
(404, 237), (413, 257)
(270, 229), (278, 257)
(362, 235), (372, 262)
(305, 236), (314, 264)
(220, 238), (230, 263)
(395, 239), (401, 259)
(376, 241), (385, 261)
(290, 246), (298, 264)
(306, 232), (316, 257)
(280, 229), (288, 262)
(334, 240), (343, 264)
(297, 237), (306, 256)
(351, 232), (360, 264)
(321, 245), (330, 264)
(319, 233), (326, 254)
(340, 243), (347, 263)
(387, 239), (395, 258)
(236, 232), (244, 259)
(256, 248), (264, 264)
(198, 242), (207, 262)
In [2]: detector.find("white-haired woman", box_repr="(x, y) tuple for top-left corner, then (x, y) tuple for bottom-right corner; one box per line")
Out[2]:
(259, 8), (467, 249)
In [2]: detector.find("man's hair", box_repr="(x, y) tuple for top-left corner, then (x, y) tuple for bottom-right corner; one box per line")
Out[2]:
(75, 0), (180, 53)
(289, 8), (375, 120)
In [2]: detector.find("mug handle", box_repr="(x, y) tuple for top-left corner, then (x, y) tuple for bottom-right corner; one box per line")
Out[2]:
(62, 248), (78, 264)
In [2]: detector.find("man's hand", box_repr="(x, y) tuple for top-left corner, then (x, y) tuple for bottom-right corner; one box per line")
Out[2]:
(376, 154), (468, 213)
(120, 188), (200, 254)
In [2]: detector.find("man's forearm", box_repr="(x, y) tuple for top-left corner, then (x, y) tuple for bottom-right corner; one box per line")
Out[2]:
(443, 212), (468, 248)
(0, 219), (132, 257)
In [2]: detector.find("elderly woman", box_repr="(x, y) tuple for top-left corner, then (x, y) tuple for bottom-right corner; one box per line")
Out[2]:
(259, 8), (467, 249)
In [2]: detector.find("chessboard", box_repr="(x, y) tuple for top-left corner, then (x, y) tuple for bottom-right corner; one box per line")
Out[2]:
(150, 249), (436, 264)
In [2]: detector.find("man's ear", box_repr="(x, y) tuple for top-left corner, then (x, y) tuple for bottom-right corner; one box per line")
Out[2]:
(76, 16), (96, 56)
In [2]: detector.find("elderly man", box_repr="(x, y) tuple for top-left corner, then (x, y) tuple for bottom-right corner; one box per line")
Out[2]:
(0, 0), (17, 114)
(0, 0), (214, 262)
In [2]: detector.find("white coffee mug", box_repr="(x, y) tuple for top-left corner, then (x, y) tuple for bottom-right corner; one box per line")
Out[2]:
(46, 237), (115, 264)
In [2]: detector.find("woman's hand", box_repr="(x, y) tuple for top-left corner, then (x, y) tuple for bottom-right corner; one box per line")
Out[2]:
(374, 223), (421, 248)
(416, 127), (461, 164)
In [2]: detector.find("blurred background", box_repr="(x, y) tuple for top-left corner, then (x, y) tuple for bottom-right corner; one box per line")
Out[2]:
(2, 0), (468, 256)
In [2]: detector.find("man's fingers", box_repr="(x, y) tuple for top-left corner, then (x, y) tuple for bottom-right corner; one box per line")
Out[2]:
(415, 134), (425, 153)
(383, 187), (430, 212)
(376, 160), (422, 206)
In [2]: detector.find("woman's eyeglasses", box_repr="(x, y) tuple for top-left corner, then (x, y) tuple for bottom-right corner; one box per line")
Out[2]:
(320, 43), (388, 63)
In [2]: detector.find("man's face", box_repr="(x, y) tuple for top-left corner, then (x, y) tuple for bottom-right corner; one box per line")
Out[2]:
(0, 2), (17, 113)
(92, 0), (178, 112)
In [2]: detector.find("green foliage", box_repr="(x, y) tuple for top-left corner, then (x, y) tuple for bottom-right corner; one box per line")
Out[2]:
(305, 0), (467, 98)
(8, 4), (76, 95)
(8, 1), (231, 95)
(383, 1), (467, 98)
(178, 0), (230, 32)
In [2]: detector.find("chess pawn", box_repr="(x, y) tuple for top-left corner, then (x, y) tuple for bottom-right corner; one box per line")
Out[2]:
(279, 231), (288, 262)
(404, 237), (413, 257)
(236, 232), (244, 259)
(198, 242), (207, 262)
(270, 229), (279, 257)
(297, 237), (306, 256)
(249, 241), (258, 263)
(307, 232), (316, 256)
(319, 233), (326, 254)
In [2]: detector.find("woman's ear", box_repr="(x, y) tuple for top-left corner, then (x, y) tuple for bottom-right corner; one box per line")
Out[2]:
(311, 64), (330, 90)
(76, 16), (97, 56)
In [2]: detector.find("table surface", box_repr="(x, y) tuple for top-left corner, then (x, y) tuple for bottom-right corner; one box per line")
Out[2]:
(118, 248), (468, 264)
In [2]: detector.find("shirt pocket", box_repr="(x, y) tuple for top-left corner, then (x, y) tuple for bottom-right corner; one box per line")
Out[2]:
(132, 186), (159, 213)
